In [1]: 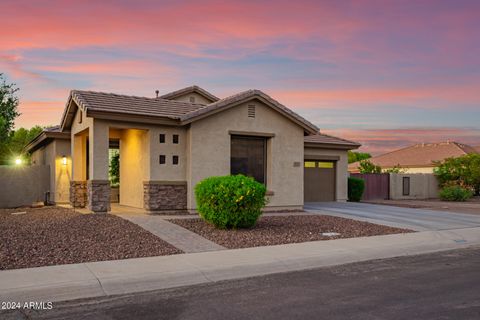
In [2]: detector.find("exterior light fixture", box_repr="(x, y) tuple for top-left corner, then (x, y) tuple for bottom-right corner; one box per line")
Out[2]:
(62, 155), (67, 165)
(15, 158), (22, 165)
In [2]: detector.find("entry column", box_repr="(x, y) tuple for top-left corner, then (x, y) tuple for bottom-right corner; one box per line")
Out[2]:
(87, 122), (110, 213)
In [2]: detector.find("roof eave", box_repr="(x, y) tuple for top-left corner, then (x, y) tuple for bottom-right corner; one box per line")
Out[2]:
(305, 142), (361, 150)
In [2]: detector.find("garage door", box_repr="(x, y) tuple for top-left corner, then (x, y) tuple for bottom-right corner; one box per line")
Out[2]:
(304, 160), (336, 202)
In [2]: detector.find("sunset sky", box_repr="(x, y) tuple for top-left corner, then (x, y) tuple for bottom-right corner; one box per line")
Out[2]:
(1, 0), (479, 154)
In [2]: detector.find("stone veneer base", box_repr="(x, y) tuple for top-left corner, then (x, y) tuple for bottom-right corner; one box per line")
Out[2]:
(70, 181), (87, 208)
(144, 181), (187, 211)
(87, 180), (111, 213)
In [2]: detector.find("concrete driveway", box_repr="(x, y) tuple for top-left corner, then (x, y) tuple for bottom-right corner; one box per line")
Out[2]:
(305, 202), (480, 231)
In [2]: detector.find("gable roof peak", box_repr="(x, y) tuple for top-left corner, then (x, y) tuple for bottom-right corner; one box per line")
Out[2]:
(160, 85), (219, 102)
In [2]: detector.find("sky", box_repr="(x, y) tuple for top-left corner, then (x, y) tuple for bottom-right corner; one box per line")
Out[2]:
(1, 0), (479, 155)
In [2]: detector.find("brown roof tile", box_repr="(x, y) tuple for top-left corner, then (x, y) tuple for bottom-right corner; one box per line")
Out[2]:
(160, 85), (219, 102)
(348, 141), (477, 170)
(71, 90), (205, 119)
(305, 132), (360, 148)
(180, 89), (319, 134)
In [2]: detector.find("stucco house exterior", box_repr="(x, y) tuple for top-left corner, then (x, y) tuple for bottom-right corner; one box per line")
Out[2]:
(348, 141), (478, 174)
(27, 86), (360, 212)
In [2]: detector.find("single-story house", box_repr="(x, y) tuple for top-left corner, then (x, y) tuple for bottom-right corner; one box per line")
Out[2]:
(348, 141), (478, 174)
(27, 86), (360, 212)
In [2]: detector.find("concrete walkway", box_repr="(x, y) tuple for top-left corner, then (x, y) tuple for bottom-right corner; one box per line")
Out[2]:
(305, 202), (480, 231)
(1, 226), (479, 304)
(121, 215), (226, 253)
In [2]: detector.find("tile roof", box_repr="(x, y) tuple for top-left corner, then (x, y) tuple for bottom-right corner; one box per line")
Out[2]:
(159, 85), (219, 102)
(348, 141), (478, 170)
(304, 132), (361, 148)
(180, 89), (319, 134)
(71, 90), (206, 119)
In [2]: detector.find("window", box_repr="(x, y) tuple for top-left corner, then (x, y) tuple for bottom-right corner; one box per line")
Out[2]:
(173, 134), (179, 144)
(189, 96), (195, 103)
(230, 135), (266, 184)
(172, 155), (179, 165)
(318, 161), (334, 169)
(159, 155), (166, 164)
(304, 161), (316, 168)
(159, 134), (165, 143)
(403, 177), (410, 196)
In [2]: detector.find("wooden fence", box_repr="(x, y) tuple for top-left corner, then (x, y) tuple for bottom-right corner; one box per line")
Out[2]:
(351, 173), (390, 200)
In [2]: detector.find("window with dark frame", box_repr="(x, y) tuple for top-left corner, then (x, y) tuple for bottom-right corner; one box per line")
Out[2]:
(173, 134), (179, 144)
(159, 134), (165, 143)
(402, 177), (410, 196)
(159, 155), (166, 164)
(230, 135), (266, 184)
(172, 155), (179, 165)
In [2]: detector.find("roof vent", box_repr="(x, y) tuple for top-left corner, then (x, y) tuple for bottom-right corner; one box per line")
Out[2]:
(248, 104), (255, 118)
(155, 90), (159, 98)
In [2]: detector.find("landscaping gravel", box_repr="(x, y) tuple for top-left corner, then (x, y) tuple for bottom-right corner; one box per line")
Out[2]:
(0, 207), (181, 270)
(169, 215), (413, 249)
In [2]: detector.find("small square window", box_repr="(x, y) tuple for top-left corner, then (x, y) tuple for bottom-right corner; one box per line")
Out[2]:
(172, 155), (179, 165)
(159, 155), (166, 164)
(173, 134), (179, 144)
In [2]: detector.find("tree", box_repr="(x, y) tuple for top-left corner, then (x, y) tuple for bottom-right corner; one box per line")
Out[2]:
(0, 73), (20, 142)
(358, 159), (382, 174)
(434, 154), (480, 195)
(383, 164), (405, 174)
(348, 151), (371, 164)
(0, 126), (43, 164)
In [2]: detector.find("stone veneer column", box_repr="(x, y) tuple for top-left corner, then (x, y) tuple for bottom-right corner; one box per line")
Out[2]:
(143, 181), (187, 211)
(70, 181), (87, 208)
(87, 180), (111, 213)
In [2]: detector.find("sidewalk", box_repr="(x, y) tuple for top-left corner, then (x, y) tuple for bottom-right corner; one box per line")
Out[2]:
(1, 227), (479, 304)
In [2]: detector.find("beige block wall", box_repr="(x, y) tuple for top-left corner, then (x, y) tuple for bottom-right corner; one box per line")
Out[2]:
(171, 92), (213, 105)
(390, 173), (439, 200)
(187, 100), (305, 209)
(304, 147), (349, 201)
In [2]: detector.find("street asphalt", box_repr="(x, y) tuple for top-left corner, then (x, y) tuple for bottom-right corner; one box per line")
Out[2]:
(4, 246), (480, 320)
(305, 201), (480, 231)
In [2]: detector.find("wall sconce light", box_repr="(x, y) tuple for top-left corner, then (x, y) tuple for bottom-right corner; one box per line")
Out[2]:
(15, 158), (22, 165)
(62, 155), (67, 165)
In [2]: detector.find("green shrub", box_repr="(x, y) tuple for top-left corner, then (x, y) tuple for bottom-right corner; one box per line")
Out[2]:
(439, 186), (473, 202)
(348, 177), (365, 202)
(195, 175), (267, 229)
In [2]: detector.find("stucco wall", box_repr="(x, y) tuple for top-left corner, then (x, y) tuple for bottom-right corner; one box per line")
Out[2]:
(171, 92), (213, 105)
(119, 129), (149, 208)
(304, 147), (349, 201)
(390, 173), (439, 200)
(0, 165), (50, 208)
(187, 99), (305, 209)
(53, 139), (72, 203)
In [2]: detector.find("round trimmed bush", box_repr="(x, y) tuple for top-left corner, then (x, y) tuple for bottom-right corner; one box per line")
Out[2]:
(195, 175), (267, 229)
(439, 185), (473, 201)
(348, 177), (365, 202)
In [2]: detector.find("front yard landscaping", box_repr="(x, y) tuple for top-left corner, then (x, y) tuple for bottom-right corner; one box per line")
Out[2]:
(169, 215), (412, 249)
(0, 207), (181, 270)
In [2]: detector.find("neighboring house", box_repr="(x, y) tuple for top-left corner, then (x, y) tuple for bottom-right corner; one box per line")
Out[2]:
(27, 85), (360, 212)
(348, 141), (477, 174)
(26, 126), (71, 203)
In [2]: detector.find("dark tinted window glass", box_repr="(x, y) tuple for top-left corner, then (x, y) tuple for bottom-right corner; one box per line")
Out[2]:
(159, 134), (165, 143)
(173, 155), (179, 165)
(173, 134), (179, 144)
(230, 136), (266, 184)
(159, 155), (166, 164)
